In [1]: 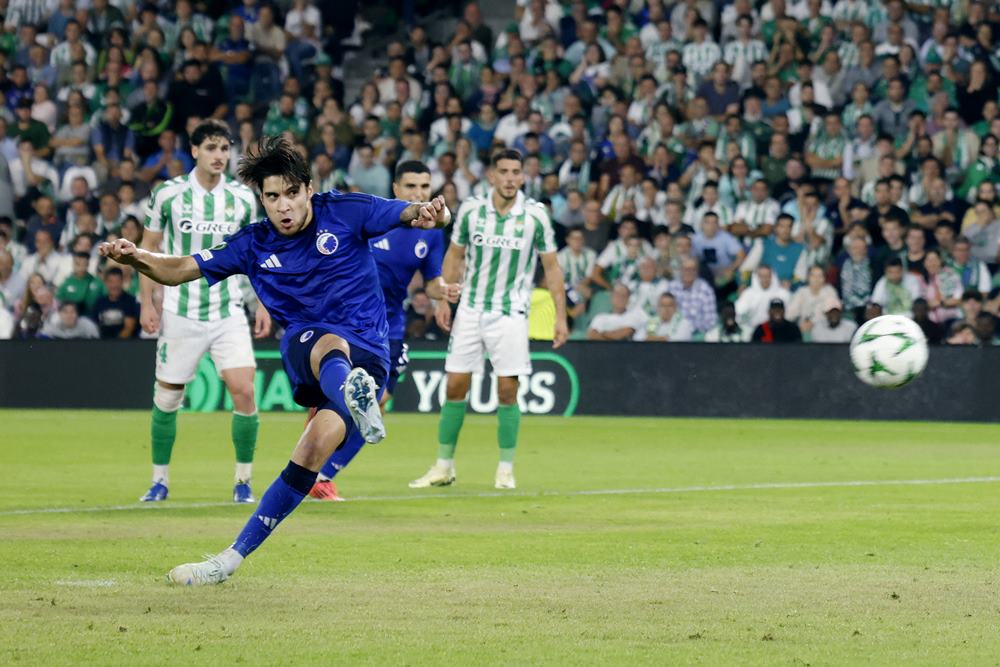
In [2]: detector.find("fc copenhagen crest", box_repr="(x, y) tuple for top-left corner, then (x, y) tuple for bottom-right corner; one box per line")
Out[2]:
(414, 240), (429, 258)
(316, 232), (339, 255)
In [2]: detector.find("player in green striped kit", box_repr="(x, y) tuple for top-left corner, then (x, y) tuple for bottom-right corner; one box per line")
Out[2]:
(410, 150), (568, 490)
(138, 119), (271, 503)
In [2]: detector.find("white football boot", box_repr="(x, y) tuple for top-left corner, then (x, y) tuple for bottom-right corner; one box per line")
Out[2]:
(408, 462), (456, 488)
(494, 466), (516, 490)
(167, 552), (234, 586)
(344, 368), (385, 443)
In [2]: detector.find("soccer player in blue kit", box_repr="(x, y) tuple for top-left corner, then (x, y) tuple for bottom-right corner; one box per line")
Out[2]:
(98, 137), (450, 585)
(308, 160), (460, 501)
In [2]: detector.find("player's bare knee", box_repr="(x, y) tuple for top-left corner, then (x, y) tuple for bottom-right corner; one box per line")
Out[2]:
(497, 377), (520, 405)
(221, 370), (257, 413)
(229, 386), (256, 414)
(310, 334), (351, 379)
(445, 372), (471, 401)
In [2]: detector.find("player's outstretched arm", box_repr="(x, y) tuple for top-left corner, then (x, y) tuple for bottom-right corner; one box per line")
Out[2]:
(98, 238), (203, 286)
(540, 251), (569, 349)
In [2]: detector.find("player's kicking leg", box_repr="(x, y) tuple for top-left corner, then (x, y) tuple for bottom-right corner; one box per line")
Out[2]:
(310, 340), (406, 500)
(167, 332), (386, 585)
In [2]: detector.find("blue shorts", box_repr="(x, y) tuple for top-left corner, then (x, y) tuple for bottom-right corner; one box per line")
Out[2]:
(385, 338), (409, 396)
(281, 324), (389, 412)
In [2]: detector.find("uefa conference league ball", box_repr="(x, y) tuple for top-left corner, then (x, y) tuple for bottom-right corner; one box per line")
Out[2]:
(849, 315), (929, 389)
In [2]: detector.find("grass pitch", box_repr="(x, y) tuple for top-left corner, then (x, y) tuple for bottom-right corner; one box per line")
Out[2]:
(2, 410), (999, 666)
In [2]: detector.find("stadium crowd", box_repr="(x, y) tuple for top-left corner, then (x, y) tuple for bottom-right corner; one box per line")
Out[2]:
(1, 0), (999, 347)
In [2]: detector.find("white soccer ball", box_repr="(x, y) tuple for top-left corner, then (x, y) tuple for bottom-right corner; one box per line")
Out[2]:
(849, 314), (929, 389)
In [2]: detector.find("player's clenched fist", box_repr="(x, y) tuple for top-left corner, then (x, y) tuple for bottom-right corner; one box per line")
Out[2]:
(98, 238), (140, 264)
(414, 195), (451, 229)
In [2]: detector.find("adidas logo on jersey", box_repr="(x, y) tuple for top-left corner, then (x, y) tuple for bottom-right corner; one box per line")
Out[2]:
(373, 239), (391, 251)
(259, 254), (282, 269)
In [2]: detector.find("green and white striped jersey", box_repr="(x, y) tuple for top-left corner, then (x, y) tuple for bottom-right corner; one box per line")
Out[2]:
(722, 39), (768, 69)
(682, 40), (722, 82)
(452, 191), (557, 317)
(143, 170), (258, 322)
(837, 41), (860, 68)
(734, 198), (780, 230)
(806, 131), (848, 180)
(832, 0), (868, 26)
(557, 246), (596, 286)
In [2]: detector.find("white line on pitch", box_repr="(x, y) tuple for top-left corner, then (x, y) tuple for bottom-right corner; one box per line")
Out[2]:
(0, 476), (998, 517)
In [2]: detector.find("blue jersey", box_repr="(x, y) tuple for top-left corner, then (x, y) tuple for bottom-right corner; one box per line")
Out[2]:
(193, 190), (409, 360)
(370, 226), (445, 340)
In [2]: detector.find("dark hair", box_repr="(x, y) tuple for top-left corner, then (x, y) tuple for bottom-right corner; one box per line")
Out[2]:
(237, 135), (311, 193)
(776, 213), (794, 225)
(105, 267), (124, 279)
(885, 257), (904, 269)
(394, 160), (430, 182)
(190, 119), (232, 147)
(962, 288), (983, 302)
(490, 148), (523, 167)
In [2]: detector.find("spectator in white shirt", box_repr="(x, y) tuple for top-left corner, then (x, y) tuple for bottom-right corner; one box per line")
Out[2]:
(18, 229), (70, 287)
(787, 265), (838, 323)
(634, 292), (694, 342)
(40, 301), (100, 339)
(587, 283), (647, 341)
(735, 264), (792, 329)
(871, 257), (922, 315)
(627, 257), (669, 315)
(9, 139), (59, 199)
(0, 248), (26, 308)
(804, 296), (858, 343)
(493, 96), (532, 147)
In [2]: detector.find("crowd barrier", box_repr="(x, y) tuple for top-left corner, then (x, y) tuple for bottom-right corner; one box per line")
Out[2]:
(1, 341), (997, 422)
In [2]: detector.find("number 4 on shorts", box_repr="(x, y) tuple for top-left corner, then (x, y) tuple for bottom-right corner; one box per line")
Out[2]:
(158, 342), (168, 364)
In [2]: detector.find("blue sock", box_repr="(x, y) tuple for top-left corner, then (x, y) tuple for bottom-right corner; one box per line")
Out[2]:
(320, 429), (366, 479)
(318, 349), (353, 426)
(231, 461), (316, 557)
